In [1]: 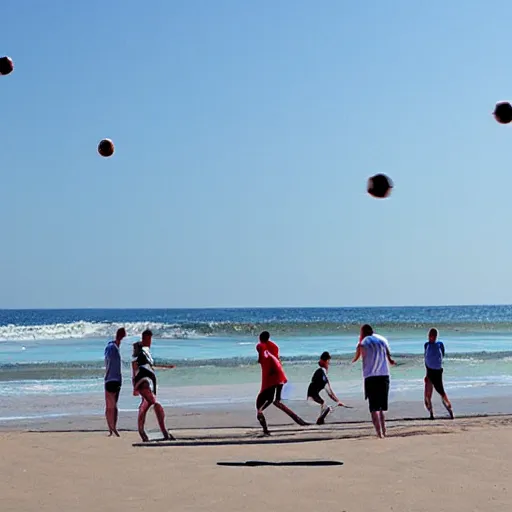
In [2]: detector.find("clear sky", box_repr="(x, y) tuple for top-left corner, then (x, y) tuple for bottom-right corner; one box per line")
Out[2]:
(2, 0), (512, 309)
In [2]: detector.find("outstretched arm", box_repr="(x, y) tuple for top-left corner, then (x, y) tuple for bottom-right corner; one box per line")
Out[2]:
(154, 364), (176, 369)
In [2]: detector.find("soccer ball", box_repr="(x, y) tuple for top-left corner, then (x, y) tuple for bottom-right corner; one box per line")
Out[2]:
(0, 56), (14, 76)
(367, 174), (393, 199)
(493, 101), (512, 125)
(98, 139), (115, 157)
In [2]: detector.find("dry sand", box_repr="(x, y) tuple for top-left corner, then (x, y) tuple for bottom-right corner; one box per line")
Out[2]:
(1, 414), (512, 512)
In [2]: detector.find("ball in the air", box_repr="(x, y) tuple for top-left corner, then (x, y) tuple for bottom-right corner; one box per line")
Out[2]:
(493, 101), (512, 124)
(0, 56), (14, 76)
(367, 174), (393, 199)
(98, 139), (115, 157)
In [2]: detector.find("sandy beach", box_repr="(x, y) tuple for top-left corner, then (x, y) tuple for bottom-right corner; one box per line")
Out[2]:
(1, 411), (511, 512)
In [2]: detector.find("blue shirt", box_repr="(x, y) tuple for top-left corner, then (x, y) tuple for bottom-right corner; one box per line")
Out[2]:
(104, 341), (122, 383)
(424, 341), (445, 370)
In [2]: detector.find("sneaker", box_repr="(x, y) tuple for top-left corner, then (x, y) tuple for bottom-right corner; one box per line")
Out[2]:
(316, 406), (332, 425)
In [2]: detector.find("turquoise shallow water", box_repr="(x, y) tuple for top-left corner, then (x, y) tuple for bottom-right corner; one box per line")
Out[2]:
(1, 306), (512, 420)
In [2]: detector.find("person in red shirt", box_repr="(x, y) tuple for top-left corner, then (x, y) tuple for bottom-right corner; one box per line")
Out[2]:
(256, 331), (307, 435)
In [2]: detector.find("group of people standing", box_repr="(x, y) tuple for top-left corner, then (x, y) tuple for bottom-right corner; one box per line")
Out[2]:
(253, 324), (454, 439)
(104, 324), (454, 442)
(104, 328), (175, 442)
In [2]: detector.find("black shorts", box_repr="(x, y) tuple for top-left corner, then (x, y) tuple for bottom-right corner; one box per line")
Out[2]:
(364, 376), (390, 413)
(306, 383), (325, 405)
(133, 367), (158, 395)
(256, 384), (283, 410)
(426, 367), (445, 396)
(105, 381), (122, 395)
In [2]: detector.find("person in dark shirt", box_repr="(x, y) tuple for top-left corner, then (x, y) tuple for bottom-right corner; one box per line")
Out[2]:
(424, 328), (454, 420)
(307, 351), (348, 425)
(132, 329), (176, 442)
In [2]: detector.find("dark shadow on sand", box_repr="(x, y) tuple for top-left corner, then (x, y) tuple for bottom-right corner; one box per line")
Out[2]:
(132, 436), (340, 448)
(217, 460), (343, 467)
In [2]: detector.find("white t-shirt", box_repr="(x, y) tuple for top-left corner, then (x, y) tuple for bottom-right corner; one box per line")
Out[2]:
(361, 334), (390, 379)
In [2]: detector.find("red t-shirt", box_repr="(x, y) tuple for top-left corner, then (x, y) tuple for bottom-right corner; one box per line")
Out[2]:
(256, 340), (287, 392)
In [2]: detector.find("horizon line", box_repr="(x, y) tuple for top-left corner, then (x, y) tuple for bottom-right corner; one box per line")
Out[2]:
(1, 303), (511, 312)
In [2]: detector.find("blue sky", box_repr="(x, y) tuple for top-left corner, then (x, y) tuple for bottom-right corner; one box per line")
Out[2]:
(2, 0), (512, 309)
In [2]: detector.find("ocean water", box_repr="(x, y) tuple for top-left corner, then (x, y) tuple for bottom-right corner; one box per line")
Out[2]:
(1, 306), (512, 421)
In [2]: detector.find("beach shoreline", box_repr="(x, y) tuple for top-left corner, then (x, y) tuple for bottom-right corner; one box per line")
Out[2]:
(2, 393), (512, 433)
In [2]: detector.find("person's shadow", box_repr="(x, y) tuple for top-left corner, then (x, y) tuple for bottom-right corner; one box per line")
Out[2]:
(217, 460), (343, 467)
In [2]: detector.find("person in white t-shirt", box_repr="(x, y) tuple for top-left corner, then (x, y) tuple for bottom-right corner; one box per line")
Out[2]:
(352, 324), (395, 438)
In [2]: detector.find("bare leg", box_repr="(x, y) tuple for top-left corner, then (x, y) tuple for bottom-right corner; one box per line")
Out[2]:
(112, 388), (120, 435)
(256, 397), (273, 435)
(431, 371), (454, 419)
(257, 412), (270, 435)
(154, 403), (174, 440)
(105, 392), (113, 435)
(274, 401), (308, 426)
(309, 396), (330, 425)
(379, 411), (386, 437)
(371, 411), (383, 438)
(113, 395), (119, 432)
(424, 377), (434, 419)
(137, 398), (151, 442)
(105, 391), (120, 437)
(441, 394), (454, 419)
(273, 385), (308, 426)
(316, 404), (332, 426)
(139, 385), (174, 441)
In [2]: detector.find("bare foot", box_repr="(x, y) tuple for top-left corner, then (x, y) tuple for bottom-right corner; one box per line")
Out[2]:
(163, 431), (176, 441)
(139, 432), (150, 443)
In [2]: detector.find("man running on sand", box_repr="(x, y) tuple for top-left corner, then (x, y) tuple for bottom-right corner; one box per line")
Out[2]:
(256, 331), (308, 435)
(352, 324), (395, 438)
(424, 328), (454, 420)
(104, 327), (126, 437)
(307, 351), (349, 425)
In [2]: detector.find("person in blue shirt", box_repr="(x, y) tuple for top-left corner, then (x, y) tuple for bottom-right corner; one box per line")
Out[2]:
(424, 328), (454, 420)
(104, 327), (126, 437)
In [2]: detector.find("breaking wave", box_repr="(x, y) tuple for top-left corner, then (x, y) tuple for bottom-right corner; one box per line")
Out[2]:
(3, 318), (512, 342)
